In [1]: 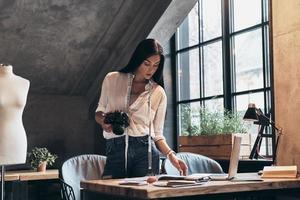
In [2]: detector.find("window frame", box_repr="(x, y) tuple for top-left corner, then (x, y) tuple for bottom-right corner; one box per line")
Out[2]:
(171, 0), (274, 159)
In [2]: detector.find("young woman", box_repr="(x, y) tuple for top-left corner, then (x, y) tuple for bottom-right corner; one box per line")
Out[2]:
(95, 39), (187, 178)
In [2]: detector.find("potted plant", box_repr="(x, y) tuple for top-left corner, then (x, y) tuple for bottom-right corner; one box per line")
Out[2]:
(27, 147), (57, 172)
(179, 105), (251, 159)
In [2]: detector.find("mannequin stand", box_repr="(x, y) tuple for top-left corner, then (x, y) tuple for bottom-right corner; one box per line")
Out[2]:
(1, 165), (4, 200)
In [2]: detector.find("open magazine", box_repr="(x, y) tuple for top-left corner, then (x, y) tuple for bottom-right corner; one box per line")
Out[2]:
(156, 174), (211, 187)
(157, 173), (211, 181)
(118, 174), (211, 187)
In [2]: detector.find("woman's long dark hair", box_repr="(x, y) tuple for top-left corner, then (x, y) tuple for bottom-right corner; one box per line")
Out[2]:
(119, 39), (165, 87)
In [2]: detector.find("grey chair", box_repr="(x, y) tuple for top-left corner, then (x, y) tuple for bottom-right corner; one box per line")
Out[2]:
(60, 179), (75, 200)
(61, 154), (107, 200)
(164, 152), (223, 175)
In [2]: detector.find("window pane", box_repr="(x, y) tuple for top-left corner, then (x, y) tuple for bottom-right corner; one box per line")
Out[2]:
(204, 98), (224, 112)
(258, 137), (272, 157)
(178, 102), (201, 136)
(235, 92), (264, 113)
(203, 41), (223, 97)
(234, 29), (263, 92)
(236, 92), (265, 156)
(177, 48), (200, 101)
(177, 2), (199, 50)
(202, 0), (222, 41)
(233, 0), (262, 31)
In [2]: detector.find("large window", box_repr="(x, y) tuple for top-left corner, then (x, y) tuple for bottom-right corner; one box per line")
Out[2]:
(174, 0), (272, 157)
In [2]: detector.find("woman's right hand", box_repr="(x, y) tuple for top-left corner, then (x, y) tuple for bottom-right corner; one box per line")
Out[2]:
(96, 111), (113, 132)
(101, 122), (112, 132)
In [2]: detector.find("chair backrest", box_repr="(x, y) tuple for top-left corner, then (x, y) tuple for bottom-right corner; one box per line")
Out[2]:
(61, 154), (106, 200)
(60, 179), (76, 200)
(164, 152), (223, 175)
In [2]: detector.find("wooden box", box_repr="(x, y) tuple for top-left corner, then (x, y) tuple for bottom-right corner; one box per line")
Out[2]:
(178, 133), (251, 160)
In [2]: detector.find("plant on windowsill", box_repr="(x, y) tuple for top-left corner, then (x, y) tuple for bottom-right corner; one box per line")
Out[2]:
(179, 106), (251, 159)
(27, 147), (57, 172)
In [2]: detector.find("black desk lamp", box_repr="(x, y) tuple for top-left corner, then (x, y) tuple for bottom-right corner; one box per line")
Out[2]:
(243, 103), (282, 164)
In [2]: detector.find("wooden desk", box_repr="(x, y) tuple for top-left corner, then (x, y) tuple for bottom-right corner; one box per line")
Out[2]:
(2, 170), (59, 200)
(2, 169), (59, 181)
(81, 173), (300, 200)
(2, 174), (19, 181)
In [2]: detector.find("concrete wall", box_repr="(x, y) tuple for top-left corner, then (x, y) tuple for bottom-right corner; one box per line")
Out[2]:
(162, 42), (176, 150)
(23, 94), (95, 167)
(0, 0), (197, 168)
(272, 0), (300, 170)
(148, 0), (197, 45)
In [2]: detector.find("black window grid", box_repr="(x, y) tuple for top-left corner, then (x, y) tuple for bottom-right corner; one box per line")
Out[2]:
(172, 0), (273, 157)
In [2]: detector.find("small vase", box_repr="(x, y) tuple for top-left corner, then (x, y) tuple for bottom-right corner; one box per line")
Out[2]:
(37, 161), (47, 172)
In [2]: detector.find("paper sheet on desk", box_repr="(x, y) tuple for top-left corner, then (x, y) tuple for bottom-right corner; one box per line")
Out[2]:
(119, 177), (148, 186)
(231, 174), (263, 182)
(185, 173), (212, 180)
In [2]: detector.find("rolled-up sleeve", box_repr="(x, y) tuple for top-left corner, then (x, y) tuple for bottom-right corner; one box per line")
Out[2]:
(152, 89), (167, 142)
(95, 74), (110, 113)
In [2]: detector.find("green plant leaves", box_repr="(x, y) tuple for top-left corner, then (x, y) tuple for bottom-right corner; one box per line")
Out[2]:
(180, 105), (248, 136)
(27, 147), (57, 169)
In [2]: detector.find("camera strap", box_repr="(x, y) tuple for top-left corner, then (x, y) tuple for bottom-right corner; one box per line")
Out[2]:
(147, 80), (154, 175)
(124, 73), (134, 175)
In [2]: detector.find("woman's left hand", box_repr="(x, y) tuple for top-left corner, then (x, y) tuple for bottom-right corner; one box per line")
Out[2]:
(168, 153), (188, 176)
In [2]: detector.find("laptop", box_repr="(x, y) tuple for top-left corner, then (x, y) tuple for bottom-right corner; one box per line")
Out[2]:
(181, 136), (241, 181)
(192, 136), (262, 181)
(208, 135), (241, 180)
(159, 135), (262, 183)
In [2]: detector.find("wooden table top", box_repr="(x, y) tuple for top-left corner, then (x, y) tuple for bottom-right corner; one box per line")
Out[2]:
(3, 169), (59, 181)
(81, 173), (300, 199)
(1, 173), (19, 181)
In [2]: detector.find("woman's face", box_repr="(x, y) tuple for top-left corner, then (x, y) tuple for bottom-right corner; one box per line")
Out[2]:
(135, 55), (160, 80)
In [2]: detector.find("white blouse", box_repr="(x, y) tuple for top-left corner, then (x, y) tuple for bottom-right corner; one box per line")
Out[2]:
(96, 71), (167, 142)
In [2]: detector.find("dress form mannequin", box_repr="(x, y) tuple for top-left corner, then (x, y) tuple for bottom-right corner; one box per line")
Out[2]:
(0, 64), (30, 165)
